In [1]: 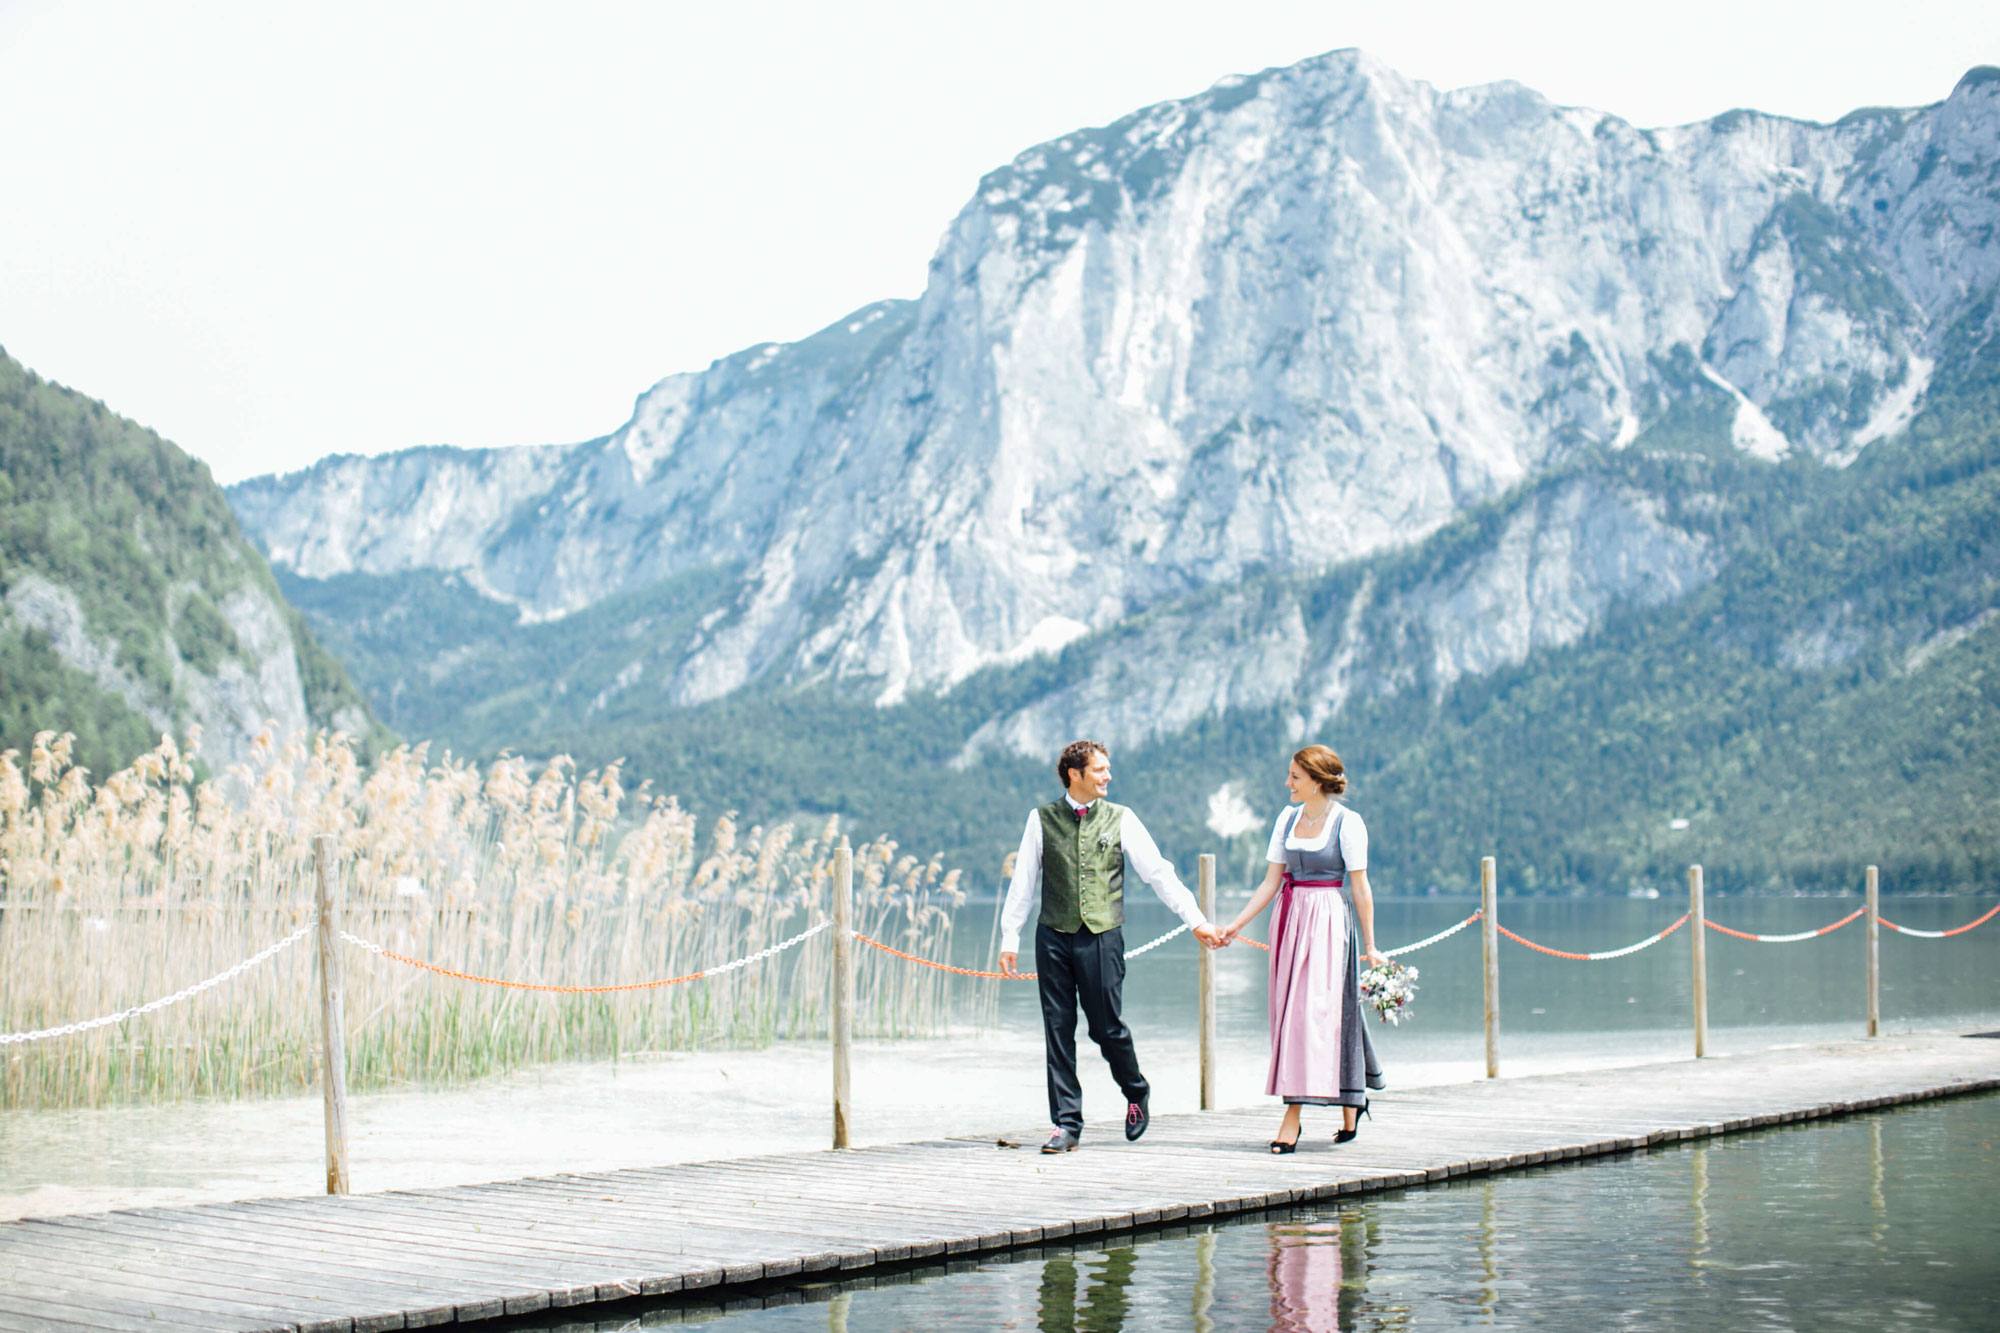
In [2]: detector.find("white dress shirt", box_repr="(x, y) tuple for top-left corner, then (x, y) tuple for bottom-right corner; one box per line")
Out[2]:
(999, 797), (1208, 953)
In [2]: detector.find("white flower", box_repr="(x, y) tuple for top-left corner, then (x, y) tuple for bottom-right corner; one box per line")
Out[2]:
(1359, 961), (1419, 1024)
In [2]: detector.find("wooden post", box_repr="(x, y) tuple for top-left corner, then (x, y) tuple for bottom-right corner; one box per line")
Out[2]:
(313, 834), (350, 1196)
(831, 840), (854, 1150)
(1689, 864), (1708, 1059)
(1865, 864), (1880, 1038)
(1197, 853), (1217, 1112)
(1480, 856), (1499, 1079)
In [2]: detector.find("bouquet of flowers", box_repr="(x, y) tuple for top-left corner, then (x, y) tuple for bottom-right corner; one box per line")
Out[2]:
(1359, 960), (1419, 1024)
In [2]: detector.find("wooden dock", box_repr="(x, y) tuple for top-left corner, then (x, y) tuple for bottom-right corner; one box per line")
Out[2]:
(3, 1031), (1995, 1332)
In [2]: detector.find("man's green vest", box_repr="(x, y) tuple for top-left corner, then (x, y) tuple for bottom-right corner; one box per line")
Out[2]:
(1039, 799), (1125, 934)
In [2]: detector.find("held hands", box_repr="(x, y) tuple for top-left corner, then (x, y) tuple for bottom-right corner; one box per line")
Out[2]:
(1006, 926), (1234, 966)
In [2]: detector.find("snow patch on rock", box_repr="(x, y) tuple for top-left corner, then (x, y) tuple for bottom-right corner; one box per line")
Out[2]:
(1700, 363), (1791, 462)
(1206, 782), (1263, 839)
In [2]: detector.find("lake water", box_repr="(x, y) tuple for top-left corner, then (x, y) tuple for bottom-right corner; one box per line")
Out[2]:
(2, 896), (1995, 1219)
(978, 895), (2000, 1084)
(500, 1091), (2000, 1332)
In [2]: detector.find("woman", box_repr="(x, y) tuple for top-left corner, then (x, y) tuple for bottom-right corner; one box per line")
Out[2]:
(1222, 745), (1387, 1152)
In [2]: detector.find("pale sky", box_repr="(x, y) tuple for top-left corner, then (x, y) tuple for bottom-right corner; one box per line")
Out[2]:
(2, 0), (1994, 484)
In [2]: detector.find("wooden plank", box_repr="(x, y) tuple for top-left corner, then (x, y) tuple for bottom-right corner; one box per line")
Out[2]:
(1, 1033), (1992, 1333)
(225, 1194), (671, 1273)
(309, 1194), (832, 1294)
(0, 1288), (259, 1333)
(589, 1163), (1073, 1244)
(475, 1179), (918, 1254)
(330, 1187), (855, 1277)
(642, 1162), (1168, 1236)
(0, 1264), (313, 1333)
(180, 1200), (668, 1310)
(31, 1212), (510, 1320)
(487, 1179), (1027, 1263)
(0, 1257), (374, 1333)
(522, 1158), (1057, 1230)
(442, 1187), (903, 1278)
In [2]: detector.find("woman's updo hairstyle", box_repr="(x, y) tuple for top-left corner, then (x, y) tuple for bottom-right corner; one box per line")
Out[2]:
(1293, 745), (1347, 796)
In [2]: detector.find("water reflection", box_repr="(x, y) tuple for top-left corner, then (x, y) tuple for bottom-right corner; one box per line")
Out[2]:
(1191, 1229), (1216, 1333)
(1690, 1139), (1711, 1280)
(1035, 1248), (1137, 1332)
(1267, 1219), (1344, 1332)
(496, 1094), (1998, 1333)
(1869, 1117), (1887, 1248)
(1477, 1180), (1500, 1321)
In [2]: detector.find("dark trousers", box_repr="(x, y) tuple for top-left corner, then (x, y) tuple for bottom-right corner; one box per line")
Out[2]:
(1036, 921), (1147, 1131)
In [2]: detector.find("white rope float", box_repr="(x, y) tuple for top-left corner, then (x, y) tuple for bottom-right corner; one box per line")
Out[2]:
(338, 917), (831, 991)
(1386, 912), (1482, 957)
(0, 924), (314, 1045)
(1124, 922), (1191, 958)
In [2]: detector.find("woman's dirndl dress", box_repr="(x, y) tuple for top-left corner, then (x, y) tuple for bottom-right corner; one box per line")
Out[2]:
(1265, 804), (1384, 1108)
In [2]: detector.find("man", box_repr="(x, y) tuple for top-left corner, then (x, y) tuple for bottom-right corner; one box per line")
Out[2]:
(999, 739), (1224, 1153)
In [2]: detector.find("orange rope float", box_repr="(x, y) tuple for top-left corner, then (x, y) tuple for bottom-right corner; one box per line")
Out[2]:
(1880, 901), (2000, 938)
(340, 919), (829, 993)
(1496, 913), (1690, 961)
(1704, 908), (1865, 942)
(357, 943), (708, 993)
(853, 931), (1037, 980)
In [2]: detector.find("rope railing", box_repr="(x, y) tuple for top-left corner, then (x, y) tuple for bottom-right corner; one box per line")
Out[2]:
(1880, 901), (2000, 938)
(15, 894), (1985, 1049)
(0, 924), (314, 1046)
(855, 931), (1034, 980)
(1384, 911), (1483, 957)
(863, 911), (1484, 974)
(1496, 913), (1690, 961)
(337, 918), (830, 994)
(21, 835), (1985, 1195)
(329, 894), (1996, 997)
(1705, 908), (1866, 942)
(1126, 921), (1192, 958)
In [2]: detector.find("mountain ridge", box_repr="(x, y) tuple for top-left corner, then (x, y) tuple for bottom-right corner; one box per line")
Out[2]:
(0, 348), (384, 774)
(232, 52), (1998, 712)
(229, 51), (2000, 890)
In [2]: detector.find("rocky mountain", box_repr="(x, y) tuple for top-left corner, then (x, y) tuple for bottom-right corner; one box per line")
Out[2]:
(0, 349), (381, 775)
(230, 54), (2000, 891)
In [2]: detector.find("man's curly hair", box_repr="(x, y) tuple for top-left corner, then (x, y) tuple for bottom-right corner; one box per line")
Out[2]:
(1057, 739), (1108, 788)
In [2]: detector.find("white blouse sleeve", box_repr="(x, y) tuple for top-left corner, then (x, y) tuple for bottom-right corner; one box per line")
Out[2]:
(1266, 807), (1296, 864)
(1338, 808), (1369, 871)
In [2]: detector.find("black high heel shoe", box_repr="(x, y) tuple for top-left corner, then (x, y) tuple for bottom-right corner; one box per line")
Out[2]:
(1332, 1100), (1371, 1144)
(1269, 1120), (1302, 1154)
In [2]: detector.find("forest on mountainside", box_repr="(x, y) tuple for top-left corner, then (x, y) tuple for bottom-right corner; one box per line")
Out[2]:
(0, 349), (381, 774)
(281, 314), (2000, 896)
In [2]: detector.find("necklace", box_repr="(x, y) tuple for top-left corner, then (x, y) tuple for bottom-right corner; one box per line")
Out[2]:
(1296, 799), (1333, 831)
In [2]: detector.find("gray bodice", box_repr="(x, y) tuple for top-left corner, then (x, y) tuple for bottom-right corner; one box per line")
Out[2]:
(1280, 806), (1347, 882)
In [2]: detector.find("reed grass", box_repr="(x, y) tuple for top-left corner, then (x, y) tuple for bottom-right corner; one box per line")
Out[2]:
(0, 727), (971, 1109)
